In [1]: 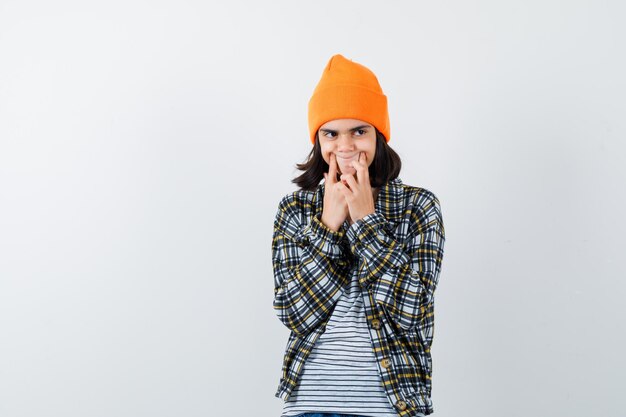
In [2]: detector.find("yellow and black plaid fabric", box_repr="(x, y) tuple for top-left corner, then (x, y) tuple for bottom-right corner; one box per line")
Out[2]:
(271, 177), (445, 417)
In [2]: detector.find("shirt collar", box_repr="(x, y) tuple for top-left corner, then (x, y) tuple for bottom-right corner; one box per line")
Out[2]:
(312, 177), (405, 227)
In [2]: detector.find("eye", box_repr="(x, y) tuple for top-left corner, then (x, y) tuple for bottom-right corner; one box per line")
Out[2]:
(354, 129), (366, 136)
(322, 131), (337, 139)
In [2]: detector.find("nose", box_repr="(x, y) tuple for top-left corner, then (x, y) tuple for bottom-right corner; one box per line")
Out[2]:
(336, 132), (355, 150)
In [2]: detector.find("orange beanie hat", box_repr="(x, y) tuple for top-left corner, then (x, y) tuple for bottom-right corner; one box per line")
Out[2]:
(308, 54), (390, 144)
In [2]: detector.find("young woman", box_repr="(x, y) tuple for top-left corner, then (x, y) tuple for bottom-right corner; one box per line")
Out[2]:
(272, 54), (446, 417)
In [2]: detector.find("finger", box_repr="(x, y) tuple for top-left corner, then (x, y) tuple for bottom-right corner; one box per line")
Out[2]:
(336, 181), (350, 198)
(328, 153), (338, 183)
(360, 151), (370, 183)
(340, 175), (350, 189)
(342, 173), (358, 193)
(351, 152), (366, 184)
(340, 173), (356, 191)
(333, 152), (342, 182)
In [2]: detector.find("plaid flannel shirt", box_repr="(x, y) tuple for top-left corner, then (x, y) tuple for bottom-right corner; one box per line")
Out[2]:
(271, 177), (445, 416)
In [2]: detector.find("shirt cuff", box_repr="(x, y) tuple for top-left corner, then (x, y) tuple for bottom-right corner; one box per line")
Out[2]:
(345, 212), (387, 252)
(345, 211), (411, 288)
(295, 212), (347, 261)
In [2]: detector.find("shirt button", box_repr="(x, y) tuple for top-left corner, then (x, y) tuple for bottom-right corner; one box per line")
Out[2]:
(395, 400), (407, 411)
(370, 319), (381, 329)
(380, 358), (391, 368)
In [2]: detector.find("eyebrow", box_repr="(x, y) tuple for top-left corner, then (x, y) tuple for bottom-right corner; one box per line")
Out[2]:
(319, 124), (372, 134)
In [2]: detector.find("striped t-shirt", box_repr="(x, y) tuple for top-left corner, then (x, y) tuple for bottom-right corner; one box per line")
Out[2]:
(280, 261), (426, 417)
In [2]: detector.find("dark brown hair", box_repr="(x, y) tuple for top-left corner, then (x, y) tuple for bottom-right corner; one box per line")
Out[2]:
(292, 129), (402, 191)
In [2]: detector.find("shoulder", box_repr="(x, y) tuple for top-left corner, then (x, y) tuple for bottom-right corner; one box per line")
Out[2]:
(400, 183), (444, 232)
(276, 189), (315, 213)
(274, 187), (318, 226)
(403, 184), (441, 210)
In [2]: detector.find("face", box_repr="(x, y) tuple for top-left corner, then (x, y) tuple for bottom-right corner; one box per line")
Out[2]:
(318, 118), (377, 177)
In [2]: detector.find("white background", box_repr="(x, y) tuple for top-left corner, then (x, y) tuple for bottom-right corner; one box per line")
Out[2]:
(1, 1), (624, 416)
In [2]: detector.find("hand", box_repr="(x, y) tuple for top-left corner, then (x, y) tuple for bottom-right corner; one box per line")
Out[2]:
(321, 153), (350, 231)
(339, 151), (375, 222)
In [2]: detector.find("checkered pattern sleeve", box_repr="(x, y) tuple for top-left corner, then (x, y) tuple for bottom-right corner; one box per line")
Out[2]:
(345, 191), (445, 331)
(272, 194), (350, 337)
